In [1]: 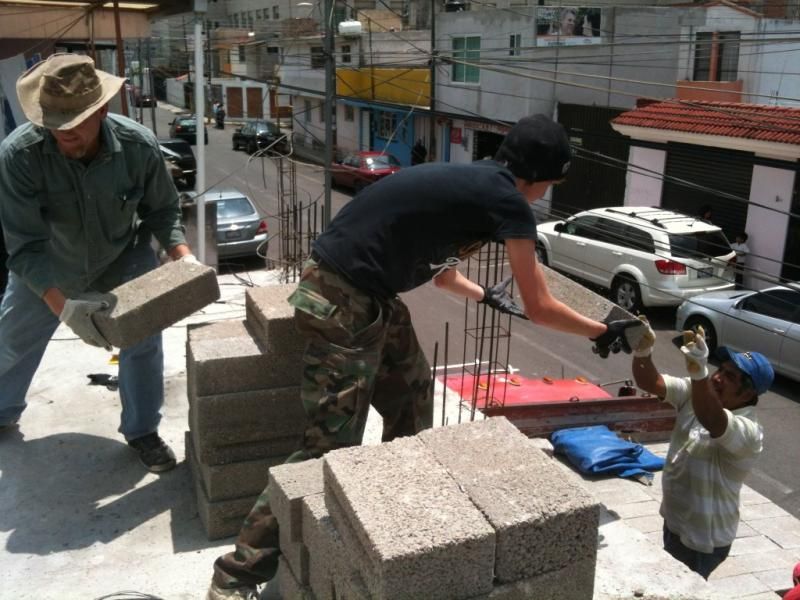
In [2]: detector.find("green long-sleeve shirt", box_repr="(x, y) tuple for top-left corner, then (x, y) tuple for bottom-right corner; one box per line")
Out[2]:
(0, 114), (186, 297)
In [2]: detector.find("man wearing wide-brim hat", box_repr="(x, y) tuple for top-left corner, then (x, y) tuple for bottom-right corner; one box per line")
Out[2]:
(0, 53), (197, 472)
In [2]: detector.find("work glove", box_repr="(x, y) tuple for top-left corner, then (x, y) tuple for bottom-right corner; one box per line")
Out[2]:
(178, 254), (202, 266)
(632, 315), (656, 357)
(591, 317), (643, 358)
(479, 277), (528, 320)
(680, 326), (709, 380)
(60, 293), (113, 351)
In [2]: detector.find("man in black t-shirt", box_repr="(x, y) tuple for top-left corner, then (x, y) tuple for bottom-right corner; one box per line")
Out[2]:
(207, 115), (640, 599)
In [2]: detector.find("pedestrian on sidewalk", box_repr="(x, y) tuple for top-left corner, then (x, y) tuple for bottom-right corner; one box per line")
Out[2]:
(206, 114), (642, 599)
(730, 232), (750, 290)
(630, 319), (774, 579)
(0, 54), (198, 472)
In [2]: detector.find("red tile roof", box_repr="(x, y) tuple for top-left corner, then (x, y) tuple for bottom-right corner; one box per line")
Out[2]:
(612, 99), (800, 146)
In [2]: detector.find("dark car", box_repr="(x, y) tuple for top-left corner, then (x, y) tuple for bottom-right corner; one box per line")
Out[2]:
(331, 151), (401, 192)
(133, 90), (156, 107)
(232, 120), (287, 154)
(180, 189), (268, 260)
(168, 114), (208, 145)
(159, 138), (197, 189)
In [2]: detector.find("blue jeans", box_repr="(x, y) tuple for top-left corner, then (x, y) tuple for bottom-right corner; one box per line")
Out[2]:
(663, 523), (730, 579)
(0, 240), (164, 440)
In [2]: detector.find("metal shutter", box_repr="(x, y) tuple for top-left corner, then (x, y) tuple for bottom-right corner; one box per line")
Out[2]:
(661, 142), (752, 239)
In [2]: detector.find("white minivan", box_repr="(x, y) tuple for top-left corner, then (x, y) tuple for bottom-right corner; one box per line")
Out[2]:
(536, 206), (737, 312)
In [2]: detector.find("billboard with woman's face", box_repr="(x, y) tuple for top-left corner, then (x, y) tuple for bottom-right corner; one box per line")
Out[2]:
(536, 6), (603, 46)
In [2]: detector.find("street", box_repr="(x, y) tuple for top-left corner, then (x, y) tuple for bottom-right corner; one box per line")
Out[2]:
(147, 104), (800, 521)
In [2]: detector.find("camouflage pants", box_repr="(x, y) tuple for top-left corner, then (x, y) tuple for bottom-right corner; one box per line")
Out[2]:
(212, 256), (433, 588)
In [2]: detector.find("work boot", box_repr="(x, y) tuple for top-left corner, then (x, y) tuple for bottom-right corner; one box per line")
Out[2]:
(206, 581), (258, 600)
(128, 432), (176, 473)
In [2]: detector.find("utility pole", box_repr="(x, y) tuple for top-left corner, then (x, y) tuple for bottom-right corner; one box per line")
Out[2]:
(195, 0), (208, 264)
(323, 0), (336, 228)
(147, 40), (157, 135)
(112, 0), (128, 117)
(428, 0), (436, 161)
(137, 38), (144, 124)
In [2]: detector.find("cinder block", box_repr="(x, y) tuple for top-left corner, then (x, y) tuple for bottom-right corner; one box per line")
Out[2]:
(472, 558), (596, 600)
(187, 319), (302, 395)
(302, 493), (343, 600)
(245, 285), (305, 354)
(323, 436), (496, 600)
(277, 556), (315, 600)
(189, 425), (301, 466)
(94, 260), (219, 349)
(419, 417), (600, 584)
(192, 448), (289, 502)
(268, 459), (324, 544)
(186, 432), (257, 540)
(188, 384), (307, 447)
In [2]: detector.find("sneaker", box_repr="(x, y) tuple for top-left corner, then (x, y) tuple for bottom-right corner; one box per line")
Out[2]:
(128, 432), (177, 473)
(206, 582), (258, 600)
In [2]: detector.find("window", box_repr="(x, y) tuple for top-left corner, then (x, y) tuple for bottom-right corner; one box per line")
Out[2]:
(265, 8), (270, 19)
(378, 113), (397, 138)
(344, 104), (354, 122)
(319, 102), (325, 123)
(668, 231), (732, 260)
(238, 45), (246, 62)
(452, 36), (480, 83)
(565, 215), (599, 238)
(693, 31), (740, 82)
(741, 290), (800, 323)
(267, 46), (279, 55)
(233, 14), (239, 27)
(273, 6), (279, 19)
(311, 46), (325, 69)
(341, 44), (351, 63)
(509, 34), (521, 56)
(304, 99), (311, 122)
(623, 226), (655, 254)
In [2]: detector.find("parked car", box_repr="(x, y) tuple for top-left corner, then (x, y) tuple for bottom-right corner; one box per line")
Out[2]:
(133, 91), (156, 107)
(168, 114), (208, 145)
(159, 138), (197, 189)
(232, 120), (287, 154)
(675, 285), (800, 382)
(536, 206), (736, 312)
(332, 151), (401, 192)
(180, 189), (268, 260)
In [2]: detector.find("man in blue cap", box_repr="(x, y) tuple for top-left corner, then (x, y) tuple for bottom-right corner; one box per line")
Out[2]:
(630, 319), (774, 579)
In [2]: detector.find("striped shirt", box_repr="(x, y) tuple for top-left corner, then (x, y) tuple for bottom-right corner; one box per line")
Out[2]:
(660, 375), (763, 553)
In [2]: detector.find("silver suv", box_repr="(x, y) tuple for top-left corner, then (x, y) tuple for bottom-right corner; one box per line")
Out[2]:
(536, 206), (736, 312)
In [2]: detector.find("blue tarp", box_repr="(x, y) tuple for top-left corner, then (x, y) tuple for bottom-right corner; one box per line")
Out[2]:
(550, 425), (665, 482)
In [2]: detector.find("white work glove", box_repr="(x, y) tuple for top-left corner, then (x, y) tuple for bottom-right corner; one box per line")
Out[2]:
(60, 293), (113, 351)
(680, 326), (709, 380)
(632, 315), (656, 357)
(178, 253), (201, 266)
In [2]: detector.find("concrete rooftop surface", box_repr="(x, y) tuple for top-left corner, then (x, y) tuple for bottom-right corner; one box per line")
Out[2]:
(2, 269), (799, 600)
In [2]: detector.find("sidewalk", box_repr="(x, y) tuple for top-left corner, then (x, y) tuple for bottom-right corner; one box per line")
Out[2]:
(1, 270), (798, 599)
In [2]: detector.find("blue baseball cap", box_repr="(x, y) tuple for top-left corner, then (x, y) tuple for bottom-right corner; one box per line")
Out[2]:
(716, 347), (774, 395)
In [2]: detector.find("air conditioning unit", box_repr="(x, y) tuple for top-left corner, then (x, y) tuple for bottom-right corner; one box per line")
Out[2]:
(338, 20), (363, 37)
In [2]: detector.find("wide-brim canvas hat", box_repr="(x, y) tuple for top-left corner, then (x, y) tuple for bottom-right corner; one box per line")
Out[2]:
(17, 53), (125, 130)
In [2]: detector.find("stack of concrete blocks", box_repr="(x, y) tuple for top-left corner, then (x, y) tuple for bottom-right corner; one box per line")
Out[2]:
(269, 417), (601, 600)
(186, 284), (309, 540)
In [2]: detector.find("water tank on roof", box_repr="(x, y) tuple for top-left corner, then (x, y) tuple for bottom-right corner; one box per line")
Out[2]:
(338, 20), (363, 37)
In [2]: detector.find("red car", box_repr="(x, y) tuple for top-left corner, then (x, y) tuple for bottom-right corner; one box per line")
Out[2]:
(332, 151), (401, 192)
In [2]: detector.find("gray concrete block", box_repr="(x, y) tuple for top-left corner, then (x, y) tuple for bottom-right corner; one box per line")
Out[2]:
(245, 285), (305, 354)
(268, 459), (324, 544)
(419, 417), (600, 584)
(187, 319), (302, 395)
(471, 558), (596, 600)
(277, 556), (315, 600)
(188, 384), (307, 447)
(279, 532), (310, 588)
(95, 260), (219, 349)
(186, 432), (257, 540)
(302, 493), (350, 600)
(323, 436), (496, 599)
(189, 424), (302, 466)
(193, 449), (289, 502)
